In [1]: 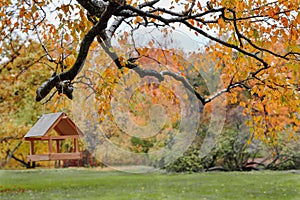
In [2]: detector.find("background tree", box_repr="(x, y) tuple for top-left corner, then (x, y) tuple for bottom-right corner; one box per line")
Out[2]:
(0, 0), (299, 167)
(0, 40), (69, 168)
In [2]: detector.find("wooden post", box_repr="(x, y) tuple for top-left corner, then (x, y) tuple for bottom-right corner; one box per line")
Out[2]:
(30, 140), (35, 155)
(56, 140), (61, 167)
(29, 140), (35, 168)
(48, 138), (52, 154)
(74, 138), (78, 153)
(56, 140), (60, 153)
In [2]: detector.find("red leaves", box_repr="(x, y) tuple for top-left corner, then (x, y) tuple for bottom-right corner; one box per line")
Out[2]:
(281, 17), (289, 27)
(197, 1), (202, 11)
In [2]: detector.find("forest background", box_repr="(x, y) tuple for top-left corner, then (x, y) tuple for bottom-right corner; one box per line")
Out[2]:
(0, 0), (299, 171)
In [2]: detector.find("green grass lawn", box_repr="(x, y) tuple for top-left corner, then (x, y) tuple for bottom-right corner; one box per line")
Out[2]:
(0, 168), (299, 200)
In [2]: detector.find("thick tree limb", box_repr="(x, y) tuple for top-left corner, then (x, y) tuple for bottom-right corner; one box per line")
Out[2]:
(76, 0), (108, 17)
(0, 136), (15, 143)
(11, 154), (28, 167)
(6, 141), (22, 164)
(36, 2), (116, 101)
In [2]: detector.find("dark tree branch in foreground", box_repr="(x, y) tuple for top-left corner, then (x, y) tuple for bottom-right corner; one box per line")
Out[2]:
(36, 1), (118, 101)
(35, 0), (299, 105)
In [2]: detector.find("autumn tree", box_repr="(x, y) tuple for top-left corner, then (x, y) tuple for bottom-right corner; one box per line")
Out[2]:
(0, 39), (67, 168)
(1, 0), (300, 167)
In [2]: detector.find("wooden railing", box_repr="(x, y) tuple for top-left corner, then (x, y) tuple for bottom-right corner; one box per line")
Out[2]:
(27, 152), (82, 162)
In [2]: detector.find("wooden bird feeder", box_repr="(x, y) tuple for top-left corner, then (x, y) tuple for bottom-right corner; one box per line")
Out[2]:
(24, 112), (83, 167)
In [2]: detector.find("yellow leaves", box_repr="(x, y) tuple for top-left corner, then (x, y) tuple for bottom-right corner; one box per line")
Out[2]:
(218, 18), (226, 30)
(228, 92), (238, 104)
(292, 125), (298, 132)
(48, 24), (56, 34)
(235, 0), (245, 12)
(246, 82), (300, 143)
(134, 16), (143, 24)
(58, 13), (63, 20)
(290, 27), (298, 41)
(270, 35), (277, 44)
(19, 7), (26, 18)
(138, 47), (149, 56)
(79, 9), (85, 19)
(178, 63), (184, 71)
(172, 113), (179, 125)
(267, 5), (280, 19)
(184, 3), (189, 11)
(119, 56), (128, 67)
(296, 12), (300, 24)
(253, 115), (263, 124)
(60, 4), (70, 14)
(0, 10), (5, 17)
(64, 33), (70, 41)
(56, 48), (65, 57)
(216, 51), (224, 59)
(31, 4), (38, 13)
(64, 55), (76, 67)
(239, 101), (246, 107)
(12, 21), (19, 29)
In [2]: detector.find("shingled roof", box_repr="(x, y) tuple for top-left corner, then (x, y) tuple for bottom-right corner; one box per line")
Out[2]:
(24, 112), (83, 138)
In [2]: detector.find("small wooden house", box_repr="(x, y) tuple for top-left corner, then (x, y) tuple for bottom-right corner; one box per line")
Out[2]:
(24, 112), (83, 166)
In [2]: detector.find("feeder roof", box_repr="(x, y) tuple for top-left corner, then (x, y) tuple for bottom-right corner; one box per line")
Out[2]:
(24, 112), (83, 138)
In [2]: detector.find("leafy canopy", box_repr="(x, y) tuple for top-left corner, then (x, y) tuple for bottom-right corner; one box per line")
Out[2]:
(0, 0), (299, 145)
